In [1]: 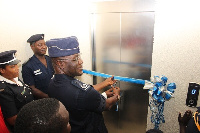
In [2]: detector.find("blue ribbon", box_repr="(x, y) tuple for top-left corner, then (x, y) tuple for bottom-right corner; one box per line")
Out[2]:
(83, 69), (146, 85)
(148, 76), (176, 129)
(82, 69), (176, 129)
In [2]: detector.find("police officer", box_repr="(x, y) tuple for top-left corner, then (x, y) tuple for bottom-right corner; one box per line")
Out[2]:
(0, 50), (34, 132)
(22, 34), (54, 99)
(46, 36), (121, 133)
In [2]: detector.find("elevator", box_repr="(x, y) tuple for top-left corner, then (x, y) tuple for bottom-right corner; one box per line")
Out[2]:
(90, 0), (155, 132)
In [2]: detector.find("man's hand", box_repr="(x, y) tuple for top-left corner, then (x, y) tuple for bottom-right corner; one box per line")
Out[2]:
(93, 76), (117, 91)
(104, 76), (117, 86)
(105, 88), (114, 98)
(105, 87), (121, 110)
(113, 87), (120, 95)
(178, 110), (193, 126)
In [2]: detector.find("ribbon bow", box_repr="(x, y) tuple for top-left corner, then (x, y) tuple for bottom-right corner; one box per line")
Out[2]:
(147, 76), (176, 129)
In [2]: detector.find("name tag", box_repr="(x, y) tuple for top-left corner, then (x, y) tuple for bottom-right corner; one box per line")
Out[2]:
(34, 69), (42, 75)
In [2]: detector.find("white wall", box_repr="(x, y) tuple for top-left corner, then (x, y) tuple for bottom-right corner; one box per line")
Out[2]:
(147, 0), (200, 132)
(1, 0), (200, 132)
(0, 0), (93, 84)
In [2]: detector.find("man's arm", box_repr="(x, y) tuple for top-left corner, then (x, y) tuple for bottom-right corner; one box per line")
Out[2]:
(178, 110), (193, 133)
(93, 76), (116, 91)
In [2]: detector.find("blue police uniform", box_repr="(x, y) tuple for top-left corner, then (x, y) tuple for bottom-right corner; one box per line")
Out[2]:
(22, 55), (54, 94)
(48, 74), (108, 133)
(0, 50), (34, 132)
(46, 36), (109, 133)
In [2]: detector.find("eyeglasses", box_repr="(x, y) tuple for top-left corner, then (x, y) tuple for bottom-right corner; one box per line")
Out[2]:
(58, 54), (82, 62)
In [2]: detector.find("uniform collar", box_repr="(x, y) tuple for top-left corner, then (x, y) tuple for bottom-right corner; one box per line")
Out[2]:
(33, 55), (50, 65)
(54, 74), (75, 80)
(0, 75), (23, 86)
(33, 55), (43, 64)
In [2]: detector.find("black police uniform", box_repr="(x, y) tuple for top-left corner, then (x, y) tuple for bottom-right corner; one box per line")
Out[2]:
(185, 108), (200, 133)
(48, 74), (108, 133)
(0, 77), (34, 132)
(22, 55), (54, 94)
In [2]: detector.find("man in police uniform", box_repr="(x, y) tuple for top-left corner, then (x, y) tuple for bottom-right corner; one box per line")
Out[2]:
(46, 36), (121, 133)
(22, 34), (54, 99)
(0, 50), (34, 132)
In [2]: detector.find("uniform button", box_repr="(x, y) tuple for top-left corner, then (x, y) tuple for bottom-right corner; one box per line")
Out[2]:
(25, 96), (26, 98)
(30, 92), (32, 94)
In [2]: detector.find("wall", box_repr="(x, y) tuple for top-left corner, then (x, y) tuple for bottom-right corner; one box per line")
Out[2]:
(0, 0), (93, 84)
(147, 0), (200, 132)
(1, 0), (200, 132)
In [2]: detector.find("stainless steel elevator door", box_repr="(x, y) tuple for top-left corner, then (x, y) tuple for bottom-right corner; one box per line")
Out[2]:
(91, 11), (154, 133)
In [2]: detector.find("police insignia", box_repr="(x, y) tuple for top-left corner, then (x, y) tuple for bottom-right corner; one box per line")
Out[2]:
(71, 80), (90, 91)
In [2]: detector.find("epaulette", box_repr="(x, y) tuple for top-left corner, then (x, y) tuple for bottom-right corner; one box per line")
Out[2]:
(22, 58), (31, 66)
(71, 79), (91, 91)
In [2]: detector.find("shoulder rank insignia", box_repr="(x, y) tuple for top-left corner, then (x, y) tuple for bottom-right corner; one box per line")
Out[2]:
(71, 80), (90, 91)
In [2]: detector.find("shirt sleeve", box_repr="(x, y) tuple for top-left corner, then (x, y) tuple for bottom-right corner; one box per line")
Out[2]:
(0, 88), (18, 119)
(22, 65), (35, 86)
(77, 86), (106, 113)
(101, 92), (107, 99)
